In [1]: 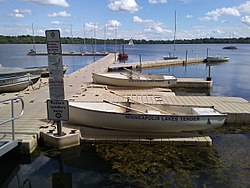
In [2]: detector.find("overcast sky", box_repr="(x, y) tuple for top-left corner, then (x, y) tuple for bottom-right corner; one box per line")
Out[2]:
(1, 0), (250, 40)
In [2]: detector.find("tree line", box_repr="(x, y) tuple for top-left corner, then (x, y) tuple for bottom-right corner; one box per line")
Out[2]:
(0, 35), (250, 44)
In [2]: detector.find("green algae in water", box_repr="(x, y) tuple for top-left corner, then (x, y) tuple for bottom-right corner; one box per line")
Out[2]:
(96, 144), (224, 187)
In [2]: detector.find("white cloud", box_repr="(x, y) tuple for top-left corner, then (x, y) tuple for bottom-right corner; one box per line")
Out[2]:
(108, 0), (139, 12)
(200, 2), (250, 22)
(48, 11), (71, 17)
(105, 20), (121, 32)
(133, 16), (152, 24)
(50, 21), (63, 25)
(133, 16), (170, 34)
(85, 22), (98, 31)
(148, 0), (167, 4)
(144, 23), (167, 34)
(241, 16), (250, 25)
(185, 14), (193, 19)
(237, 1), (250, 13)
(10, 9), (32, 18)
(24, 0), (69, 7)
(202, 7), (240, 21)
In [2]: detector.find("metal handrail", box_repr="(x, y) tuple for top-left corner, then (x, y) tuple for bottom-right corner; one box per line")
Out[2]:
(0, 96), (25, 141)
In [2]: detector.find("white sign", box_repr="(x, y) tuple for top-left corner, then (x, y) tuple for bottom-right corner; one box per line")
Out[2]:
(47, 100), (69, 121)
(48, 55), (64, 79)
(49, 78), (65, 100)
(45, 30), (62, 54)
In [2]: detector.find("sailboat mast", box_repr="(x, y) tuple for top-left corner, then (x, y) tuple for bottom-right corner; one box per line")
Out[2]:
(173, 11), (177, 56)
(31, 23), (36, 52)
(83, 23), (86, 52)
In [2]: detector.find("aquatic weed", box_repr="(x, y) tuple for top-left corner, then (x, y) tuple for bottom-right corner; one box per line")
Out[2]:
(95, 143), (223, 187)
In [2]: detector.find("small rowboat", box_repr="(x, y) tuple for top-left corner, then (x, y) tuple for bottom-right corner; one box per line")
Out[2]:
(92, 71), (177, 88)
(205, 56), (230, 62)
(24, 65), (68, 77)
(0, 74), (31, 93)
(0, 65), (42, 93)
(68, 101), (226, 133)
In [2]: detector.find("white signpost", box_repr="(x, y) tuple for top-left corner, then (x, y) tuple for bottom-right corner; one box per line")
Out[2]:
(45, 30), (62, 54)
(46, 30), (68, 135)
(47, 100), (69, 121)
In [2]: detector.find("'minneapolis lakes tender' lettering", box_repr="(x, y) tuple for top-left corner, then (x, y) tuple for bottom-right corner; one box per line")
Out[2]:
(125, 115), (200, 121)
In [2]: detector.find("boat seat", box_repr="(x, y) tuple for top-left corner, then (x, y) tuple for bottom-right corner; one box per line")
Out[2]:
(145, 110), (161, 115)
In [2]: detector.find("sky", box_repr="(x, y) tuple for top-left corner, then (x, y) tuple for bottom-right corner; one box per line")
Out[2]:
(1, 0), (250, 40)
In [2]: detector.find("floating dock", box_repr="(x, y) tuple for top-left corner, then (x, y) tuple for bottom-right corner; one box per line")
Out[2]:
(0, 53), (249, 154)
(109, 57), (212, 89)
(27, 52), (108, 56)
(109, 58), (205, 70)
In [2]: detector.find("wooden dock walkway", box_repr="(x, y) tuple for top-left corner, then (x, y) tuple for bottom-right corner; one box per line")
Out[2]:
(0, 53), (249, 153)
(109, 58), (205, 70)
(27, 52), (108, 56)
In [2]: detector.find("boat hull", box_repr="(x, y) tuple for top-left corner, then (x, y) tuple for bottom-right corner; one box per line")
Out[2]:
(206, 56), (230, 62)
(24, 65), (67, 77)
(0, 75), (30, 93)
(92, 72), (177, 88)
(163, 56), (178, 60)
(68, 102), (226, 133)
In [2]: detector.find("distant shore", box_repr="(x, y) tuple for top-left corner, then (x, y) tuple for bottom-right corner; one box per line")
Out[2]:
(0, 35), (250, 44)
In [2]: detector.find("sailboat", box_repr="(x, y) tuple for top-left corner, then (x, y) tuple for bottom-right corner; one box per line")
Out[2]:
(128, 38), (134, 46)
(163, 11), (178, 60)
(27, 23), (36, 55)
(223, 33), (237, 50)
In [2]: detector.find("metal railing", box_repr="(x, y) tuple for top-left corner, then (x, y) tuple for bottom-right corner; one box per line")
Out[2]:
(0, 96), (25, 141)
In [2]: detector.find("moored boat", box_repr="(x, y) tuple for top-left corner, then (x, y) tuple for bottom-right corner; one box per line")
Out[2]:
(205, 56), (230, 62)
(223, 45), (237, 50)
(163, 52), (178, 60)
(0, 65), (41, 93)
(92, 71), (177, 88)
(118, 53), (128, 61)
(0, 74), (31, 93)
(68, 101), (227, 133)
(163, 11), (178, 60)
(24, 65), (68, 77)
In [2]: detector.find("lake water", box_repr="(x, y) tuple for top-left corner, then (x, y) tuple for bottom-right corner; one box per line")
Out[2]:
(1, 43), (249, 100)
(0, 44), (249, 187)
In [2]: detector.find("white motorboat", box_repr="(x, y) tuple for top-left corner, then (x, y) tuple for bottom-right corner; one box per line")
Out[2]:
(205, 56), (230, 62)
(92, 71), (177, 88)
(68, 101), (227, 133)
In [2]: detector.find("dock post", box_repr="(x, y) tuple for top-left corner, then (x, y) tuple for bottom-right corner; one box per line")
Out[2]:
(206, 48), (209, 57)
(206, 65), (212, 81)
(57, 121), (63, 136)
(139, 54), (142, 68)
(185, 50), (188, 64)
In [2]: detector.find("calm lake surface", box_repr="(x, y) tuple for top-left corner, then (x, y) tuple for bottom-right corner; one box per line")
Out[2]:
(0, 44), (249, 187)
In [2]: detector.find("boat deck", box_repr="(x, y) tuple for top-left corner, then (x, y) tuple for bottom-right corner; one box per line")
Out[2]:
(27, 52), (108, 56)
(109, 58), (205, 70)
(0, 53), (249, 153)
